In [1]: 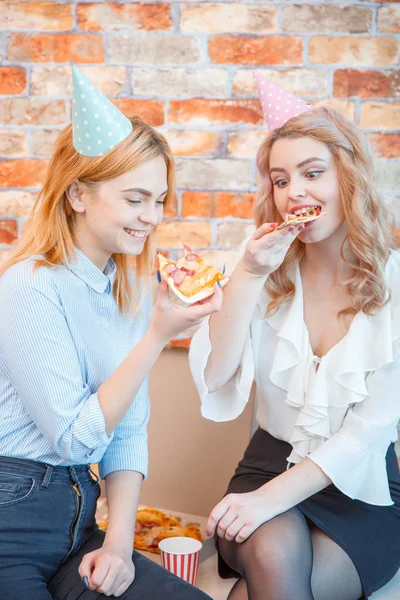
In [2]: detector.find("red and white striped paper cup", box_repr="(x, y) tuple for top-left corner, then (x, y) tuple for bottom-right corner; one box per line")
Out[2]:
(159, 537), (202, 585)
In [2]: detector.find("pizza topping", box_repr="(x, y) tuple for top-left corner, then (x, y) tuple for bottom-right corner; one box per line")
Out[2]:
(165, 263), (176, 274)
(180, 266), (195, 276)
(182, 243), (194, 254)
(169, 269), (187, 287)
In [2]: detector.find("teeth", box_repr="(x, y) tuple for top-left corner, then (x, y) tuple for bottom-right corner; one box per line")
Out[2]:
(124, 228), (147, 239)
(293, 206), (320, 216)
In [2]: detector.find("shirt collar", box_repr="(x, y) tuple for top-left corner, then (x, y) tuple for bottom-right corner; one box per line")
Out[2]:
(68, 248), (116, 294)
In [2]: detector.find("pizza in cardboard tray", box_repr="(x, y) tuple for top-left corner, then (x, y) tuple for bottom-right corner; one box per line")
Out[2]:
(98, 507), (203, 555)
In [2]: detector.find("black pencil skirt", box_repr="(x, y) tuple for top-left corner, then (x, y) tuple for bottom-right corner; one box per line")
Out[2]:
(216, 428), (400, 599)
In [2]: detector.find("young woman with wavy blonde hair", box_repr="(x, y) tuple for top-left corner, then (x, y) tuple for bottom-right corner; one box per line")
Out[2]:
(190, 92), (400, 600)
(0, 77), (219, 600)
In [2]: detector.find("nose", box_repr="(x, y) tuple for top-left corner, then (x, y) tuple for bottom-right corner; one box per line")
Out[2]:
(139, 203), (159, 227)
(287, 175), (307, 201)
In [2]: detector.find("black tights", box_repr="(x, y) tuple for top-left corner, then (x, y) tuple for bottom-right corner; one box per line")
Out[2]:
(218, 508), (363, 600)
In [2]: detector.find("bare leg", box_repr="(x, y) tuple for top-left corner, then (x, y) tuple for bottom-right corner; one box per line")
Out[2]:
(310, 524), (363, 600)
(218, 508), (313, 600)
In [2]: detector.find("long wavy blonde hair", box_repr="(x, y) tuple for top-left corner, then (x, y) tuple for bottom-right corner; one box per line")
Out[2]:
(0, 116), (175, 315)
(255, 106), (395, 317)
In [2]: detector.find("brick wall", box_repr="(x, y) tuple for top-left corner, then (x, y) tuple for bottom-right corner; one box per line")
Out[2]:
(0, 0), (399, 269)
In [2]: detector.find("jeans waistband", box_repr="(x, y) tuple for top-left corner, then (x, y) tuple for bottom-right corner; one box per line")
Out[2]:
(0, 455), (98, 489)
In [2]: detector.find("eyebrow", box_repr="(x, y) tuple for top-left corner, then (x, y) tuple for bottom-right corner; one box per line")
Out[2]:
(270, 157), (326, 174)
(121, 187), (168, 198)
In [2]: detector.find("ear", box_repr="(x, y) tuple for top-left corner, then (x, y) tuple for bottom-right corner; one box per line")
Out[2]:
(66, 180), (86, 214)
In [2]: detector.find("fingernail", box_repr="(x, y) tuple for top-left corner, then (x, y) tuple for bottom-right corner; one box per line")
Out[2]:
(217, 280), (222, 288)
(222, 264), (226, 274)
(82, 576), (89, 589)
(156, 269), (161, 283)
(288, 226), (295, 232)
(269, 223), (278, 228)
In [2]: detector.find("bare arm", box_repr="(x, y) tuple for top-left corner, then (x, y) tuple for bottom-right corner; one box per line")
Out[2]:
(205, 261), (267, 392)
(103, 470), (142, 552)
(205, 222), (304, 392)
(78, 470), (142, 594)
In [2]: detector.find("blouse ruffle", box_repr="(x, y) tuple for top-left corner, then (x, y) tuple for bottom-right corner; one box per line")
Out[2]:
(189, 250), (400, 505)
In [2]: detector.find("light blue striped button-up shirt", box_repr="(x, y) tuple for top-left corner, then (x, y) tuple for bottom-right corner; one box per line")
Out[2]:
(0, 249), (151, 479)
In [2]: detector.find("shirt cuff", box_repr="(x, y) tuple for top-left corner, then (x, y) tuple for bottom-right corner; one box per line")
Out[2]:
(71, 392), (113, 456)
(189, 317), (254, 422)
(98, 433), (148, 480)
(308, 431), (394, 506)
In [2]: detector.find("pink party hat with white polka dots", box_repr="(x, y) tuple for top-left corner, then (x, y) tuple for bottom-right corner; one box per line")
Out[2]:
(253, 72), (313, 130)
(72, 65), (133, 157)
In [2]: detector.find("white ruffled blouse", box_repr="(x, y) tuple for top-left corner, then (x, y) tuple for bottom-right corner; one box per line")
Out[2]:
(189, 250), (400, 507)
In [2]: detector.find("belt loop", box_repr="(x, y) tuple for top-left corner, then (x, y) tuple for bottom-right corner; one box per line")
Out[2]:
(39, 464), (53, 490)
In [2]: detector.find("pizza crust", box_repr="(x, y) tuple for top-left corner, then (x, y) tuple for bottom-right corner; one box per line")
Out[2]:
(275, 208), (325, 231)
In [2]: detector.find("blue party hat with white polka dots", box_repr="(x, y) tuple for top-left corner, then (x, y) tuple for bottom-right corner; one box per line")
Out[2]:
(72, 65), (133, 157)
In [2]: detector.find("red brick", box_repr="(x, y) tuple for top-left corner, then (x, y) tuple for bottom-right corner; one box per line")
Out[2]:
(181, 192), (254, 218)
(309, 36), (398, 67)
(0, 130), (28, 157)
(169, 100), (263, 126)
(367, 133), (400, 159)
(282, 5), (371, 34)
(0, 160), (48, 188)
(0, 2), (73, 31)
(209, 36), (302, 66)
(7, 34), (104, 63)
(164, 131), (221, 158)
(0, 221), (18, 245)
(334, 69), (400, 98)
(77, 3), (172, 32)
(0, 98), (66, 125)
(360, 102), (400, 129)
(112, 100), (164, 127)
(0, 67), (26, 95)
(156, 221), (212, 249)
(378, 5), (400, 33)
(180, 4), (277, 34)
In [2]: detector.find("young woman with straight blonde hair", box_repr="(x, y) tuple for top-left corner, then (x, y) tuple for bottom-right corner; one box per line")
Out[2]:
(190, 77), (400, 600)
(0, 71), (219, 600)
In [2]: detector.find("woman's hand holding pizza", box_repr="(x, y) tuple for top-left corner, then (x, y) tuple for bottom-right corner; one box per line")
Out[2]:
(240, 221), (304, 278)
(149, 280), (223, 346)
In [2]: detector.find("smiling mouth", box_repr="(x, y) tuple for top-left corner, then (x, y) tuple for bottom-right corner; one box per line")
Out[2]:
(123, 228), (149, 239)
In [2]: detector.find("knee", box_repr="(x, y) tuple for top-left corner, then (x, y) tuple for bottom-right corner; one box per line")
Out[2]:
(245, 534), (288, 575)
(241, 516), (311, 576)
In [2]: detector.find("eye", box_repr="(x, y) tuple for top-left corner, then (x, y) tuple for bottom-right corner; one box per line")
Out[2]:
(126, 199), (141, 204)
(156, 200), (166, 206)
(273, 179), (289, 188)
(305, 170), (324, 180)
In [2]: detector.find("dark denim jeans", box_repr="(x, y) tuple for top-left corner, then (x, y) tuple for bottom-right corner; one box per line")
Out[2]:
(0, 456), (212, 600)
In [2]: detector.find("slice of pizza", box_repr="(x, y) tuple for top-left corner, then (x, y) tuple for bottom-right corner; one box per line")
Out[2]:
(275, 205), (325, 231)
(157, 243), (229, 304)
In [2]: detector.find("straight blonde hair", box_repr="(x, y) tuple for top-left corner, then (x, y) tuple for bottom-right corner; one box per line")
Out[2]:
(255, 106), (395, 317)
(0, 116), (175, 316)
